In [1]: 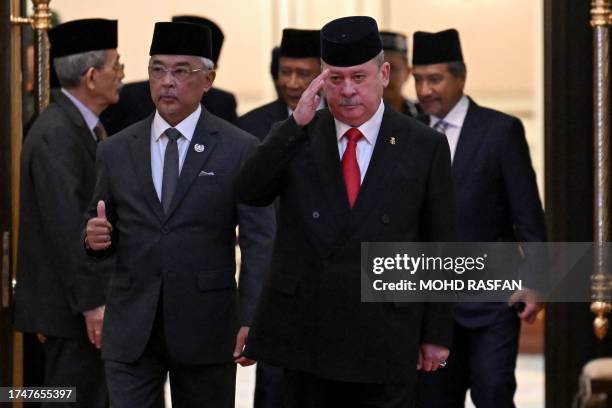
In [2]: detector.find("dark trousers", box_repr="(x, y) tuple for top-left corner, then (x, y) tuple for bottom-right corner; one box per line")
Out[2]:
(105, 301), (236, 408)
(254, 362), (283, 408)
(283, 369), (414, 408)
(416, 315), (520, 408)
(42, 336), (108, 408)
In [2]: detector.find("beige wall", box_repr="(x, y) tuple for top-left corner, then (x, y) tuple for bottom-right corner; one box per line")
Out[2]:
(47, 0), (544, 198)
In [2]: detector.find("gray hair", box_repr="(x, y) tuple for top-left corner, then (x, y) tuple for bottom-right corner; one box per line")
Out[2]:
(447, 61), (467, 78)
(320, 50), (386, 70)
(53, 50), (108, 89)
(200, 57), (215, 71)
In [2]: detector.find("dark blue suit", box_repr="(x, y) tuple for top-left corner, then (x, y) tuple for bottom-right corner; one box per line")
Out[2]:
(417, 97), (546, 408)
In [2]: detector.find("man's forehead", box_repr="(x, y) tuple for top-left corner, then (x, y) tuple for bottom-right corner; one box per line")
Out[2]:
(412, 63), (450, 75)
(279, 56), (320, 68)
(150, 54), (201, 65)
(325, 59), (377, 74)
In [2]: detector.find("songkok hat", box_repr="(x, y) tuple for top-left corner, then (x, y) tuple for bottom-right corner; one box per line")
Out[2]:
(270, 46), (280, 79)
(280, 29), (321, 58)
(380, 31), (408, 55)
(48, 18), (117, 58)
(149, 22), (212, 59)
(412, 29), (463, 65)
(172, 16), (224, 64)
(320, 16), (382, 67)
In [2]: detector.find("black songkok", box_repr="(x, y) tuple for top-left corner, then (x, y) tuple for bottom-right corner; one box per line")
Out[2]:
(380, 31), (408, 55)
(412, 29), (463, 65)
(320, 16), (382, 67)
(149, 22), (212, 59)
(172, 16), (224, 64)
(280, 29), (321, 58)
(48, 18), (117, 57)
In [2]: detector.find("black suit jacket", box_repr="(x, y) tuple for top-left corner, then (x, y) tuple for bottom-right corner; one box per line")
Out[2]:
(14, 90), (111, 339)
(238, 106), (456, 385)
(235, 99), (288, 141)
(423, 97), (546, 327)
(85, 108), (275, 365)
(100, 81), (238, 135)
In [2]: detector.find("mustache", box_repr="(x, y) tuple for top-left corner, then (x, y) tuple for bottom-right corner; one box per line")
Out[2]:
(339, 97), (360, 106)
(159, 91), (178, 99)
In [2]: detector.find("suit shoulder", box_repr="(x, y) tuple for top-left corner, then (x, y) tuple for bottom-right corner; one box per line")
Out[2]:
(25, 103), (75, 146)
(471, 103), (521, 126)
(207, 87), (236, 102)
(237, 100), (282, 123)
(209, 112), (258, 146)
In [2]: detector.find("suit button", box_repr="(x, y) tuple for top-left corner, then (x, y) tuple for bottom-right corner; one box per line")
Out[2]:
(312, 211), (320, 219)
(381, 215), (390, 224)
(161, 227), (169, 234)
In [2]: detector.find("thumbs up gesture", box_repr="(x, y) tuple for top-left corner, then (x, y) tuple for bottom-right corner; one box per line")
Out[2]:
(85, 200), (113, 251)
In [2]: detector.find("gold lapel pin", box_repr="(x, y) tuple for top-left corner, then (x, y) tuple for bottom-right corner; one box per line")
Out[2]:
(390, 137), (396, 145)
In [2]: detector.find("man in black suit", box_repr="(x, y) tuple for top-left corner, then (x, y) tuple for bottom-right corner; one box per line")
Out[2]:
(84, 22), (275, 407)
(412, 29), (546, 408)
(100, 15), (238, 135)
(380, 31), (422, 118)
(239, 16), (456, 407)
(236, 29), (322, 141)
(14, 19), (124, 407)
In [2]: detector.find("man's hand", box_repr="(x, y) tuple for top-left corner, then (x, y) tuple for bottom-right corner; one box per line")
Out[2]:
(417, 343), (449, 372)
(86, 201), (112, 251)
(83, 305), (105, 349)
(293, 68), (330, 127)
(233, 326), (255, 366)
(508, 288), (543, 324)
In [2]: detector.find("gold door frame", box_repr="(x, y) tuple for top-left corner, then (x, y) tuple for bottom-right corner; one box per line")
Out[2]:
(590, 0), (612, 339)
(8, 0), (51, 399)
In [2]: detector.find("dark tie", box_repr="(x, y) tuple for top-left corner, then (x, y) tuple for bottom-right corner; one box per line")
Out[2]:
(433, 120), (449, 135)
(161, 128), (182, 213)
(93, 121), (107, 142)
(342, 128), (363, 208)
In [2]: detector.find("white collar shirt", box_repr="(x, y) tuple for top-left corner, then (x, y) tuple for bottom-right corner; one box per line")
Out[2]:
(61, 88), (99, 141)
(429, 94), (469, 162)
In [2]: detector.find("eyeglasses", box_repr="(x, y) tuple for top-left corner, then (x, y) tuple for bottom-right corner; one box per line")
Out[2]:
(111, 62), (125, 72)
(148, 65), (207, 81)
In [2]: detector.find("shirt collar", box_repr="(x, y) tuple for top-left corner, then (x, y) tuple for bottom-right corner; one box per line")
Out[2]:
(335, 99), (385, 145)
(61, 88), (99, 131)
(152, 104), (201, 143)
(429, 94), (469, 128)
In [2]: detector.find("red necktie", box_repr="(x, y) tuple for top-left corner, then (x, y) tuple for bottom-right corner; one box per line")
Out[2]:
(342, 128), (363, 208)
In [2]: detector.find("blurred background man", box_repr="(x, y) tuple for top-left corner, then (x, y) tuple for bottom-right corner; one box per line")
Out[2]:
(236, 29), (322, 142)
(413, 29), (545, 408)
(380, 30), (421, 118)
(14, 18), (124, 408)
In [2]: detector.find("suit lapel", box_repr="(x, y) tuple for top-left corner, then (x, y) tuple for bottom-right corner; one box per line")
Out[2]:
(310, 111), (351, 224)
(128, 114), (165, 222)
(164, 107), (218, 220)
(351, 107), (402, 218)
(452, 98), (486, 183)
(53, 90), (97, 160)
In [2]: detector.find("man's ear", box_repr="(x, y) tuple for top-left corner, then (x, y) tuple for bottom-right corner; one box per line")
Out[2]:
(204, 69), (216, 91)
(83, 67), (96, 91)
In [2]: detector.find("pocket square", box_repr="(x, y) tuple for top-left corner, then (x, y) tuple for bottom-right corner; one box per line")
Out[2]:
(198, 170), (215, 176)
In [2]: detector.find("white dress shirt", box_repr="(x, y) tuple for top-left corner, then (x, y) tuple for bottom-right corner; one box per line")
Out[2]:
(429, 94), (469, 162)
(61, 88), (99, 141)
(150, 105), (201, 201)
(334, 100), (385, 183)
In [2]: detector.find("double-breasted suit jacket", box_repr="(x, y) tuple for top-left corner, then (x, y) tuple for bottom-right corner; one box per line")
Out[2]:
(239, 106), (456, 387)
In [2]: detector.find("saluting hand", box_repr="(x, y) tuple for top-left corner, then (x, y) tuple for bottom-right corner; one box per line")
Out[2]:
(293, 68), (330, 127)
(85, 201), (113, 251)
